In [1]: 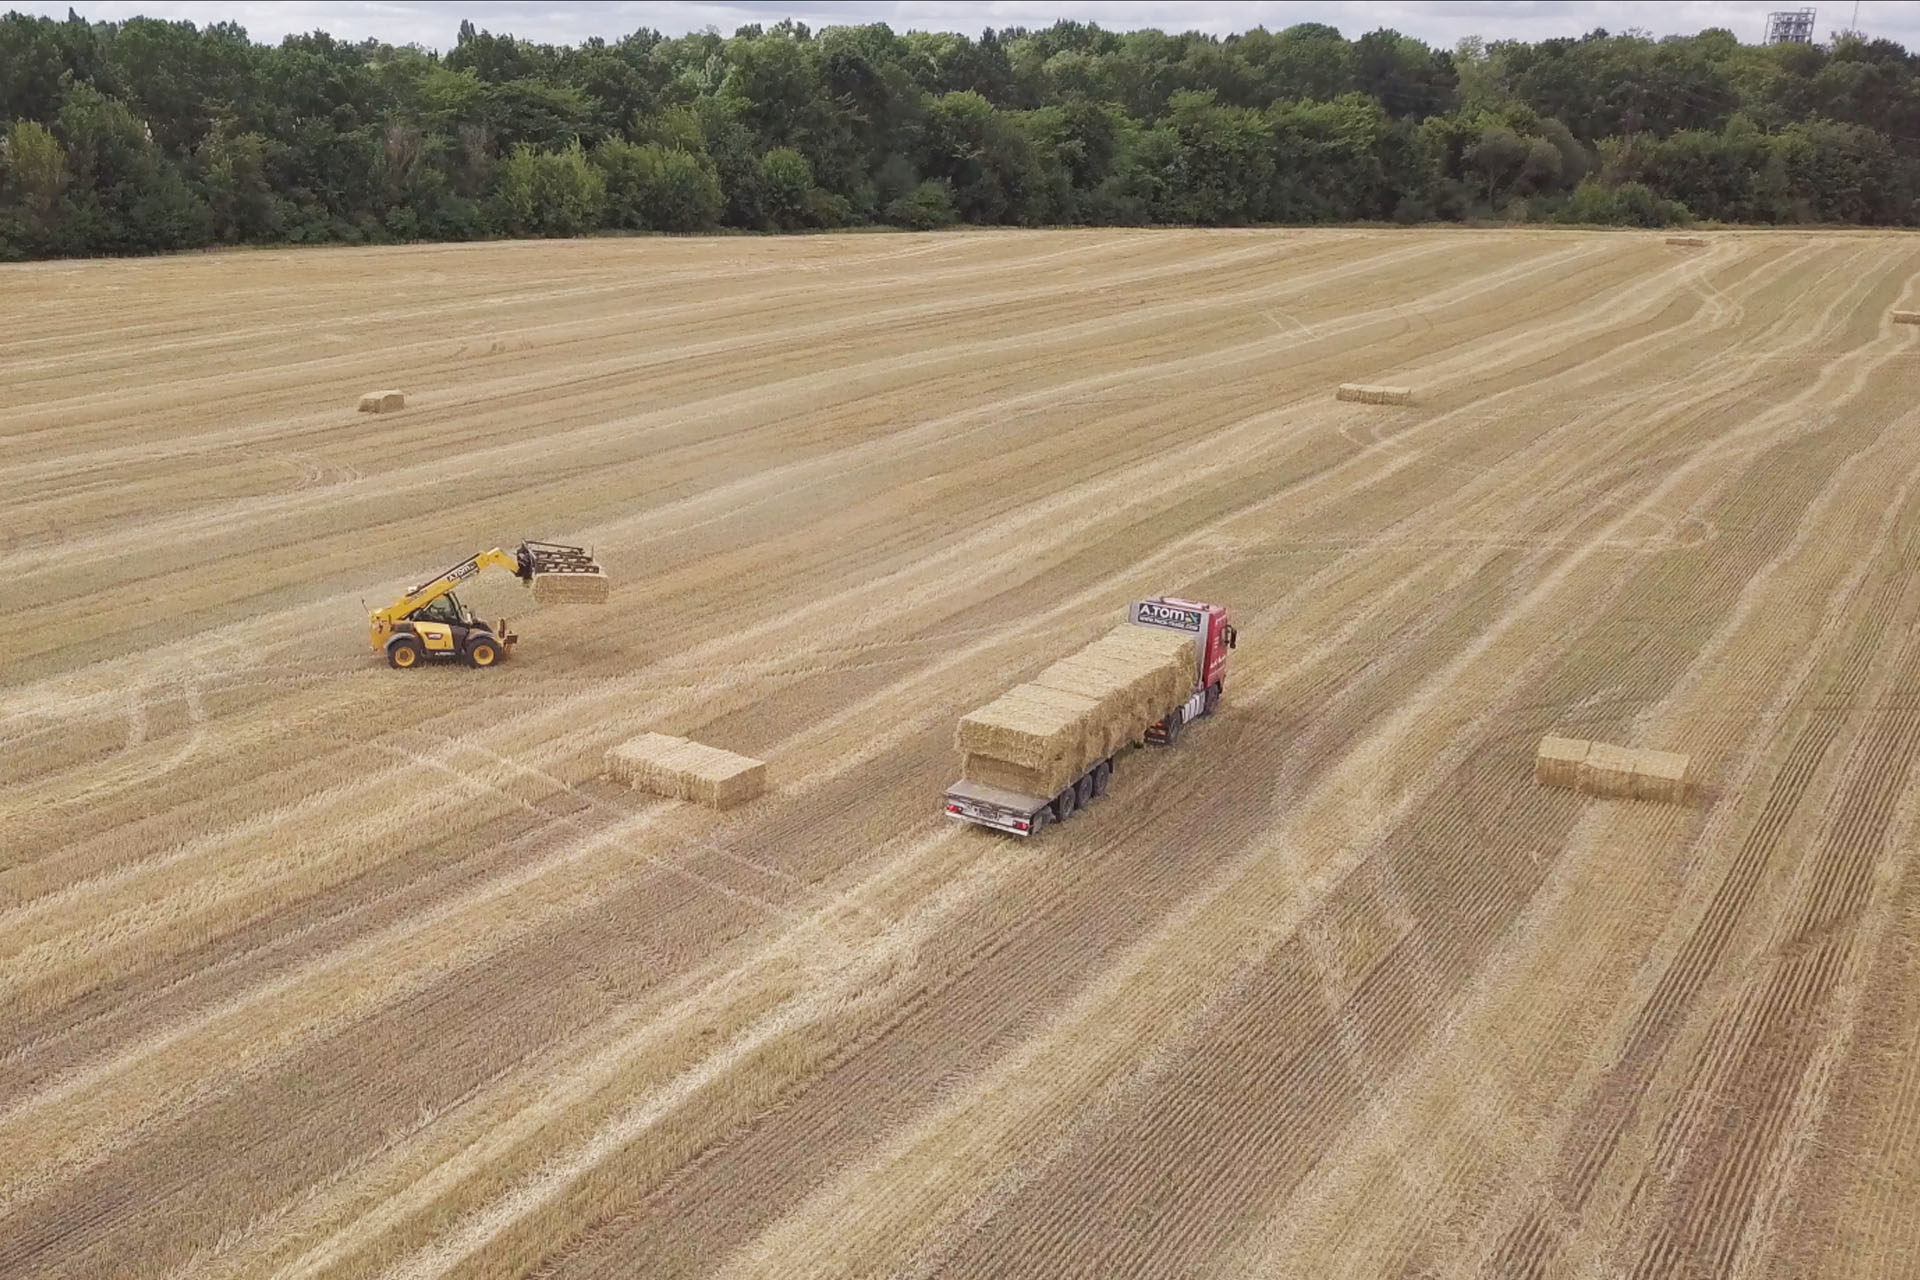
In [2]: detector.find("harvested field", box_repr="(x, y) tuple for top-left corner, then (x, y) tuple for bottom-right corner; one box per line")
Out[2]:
(5, 227), (1920, 1280)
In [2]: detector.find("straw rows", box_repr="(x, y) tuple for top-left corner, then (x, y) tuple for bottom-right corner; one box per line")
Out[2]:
(5, 229), (1920, 1280)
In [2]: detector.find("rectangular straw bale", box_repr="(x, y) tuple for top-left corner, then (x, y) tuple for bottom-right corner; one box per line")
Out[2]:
(605, 732), (684, 787)
(1894, 310), (1920, 325)
(961, 752), (1065, 801)
(955, 683), (1094, 774)
(1578, 741), (1640, 799)
(606, 732), (765, 808)
(1665, 236), (1708, 247)
(1534, 736), (1590, 790)
(674, 741), (767, 808)
(532, 569), (610, 605)
(1093, 626), (1198, 714)
(1028, 652), (1135, 760)
(640, 737), (710, 801)
(1630, 749), (1692, 804)
(357, 390), (406, 413)
(1336, 383), (1414, 406)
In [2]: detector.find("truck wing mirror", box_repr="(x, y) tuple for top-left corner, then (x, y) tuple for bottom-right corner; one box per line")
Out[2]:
(1225, 625), (1237, 650)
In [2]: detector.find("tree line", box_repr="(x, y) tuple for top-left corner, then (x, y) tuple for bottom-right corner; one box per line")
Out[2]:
(2, 10), (1918, 259)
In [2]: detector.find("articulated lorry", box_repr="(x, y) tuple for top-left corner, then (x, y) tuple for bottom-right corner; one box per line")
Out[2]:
(943, 597), (1236, 836)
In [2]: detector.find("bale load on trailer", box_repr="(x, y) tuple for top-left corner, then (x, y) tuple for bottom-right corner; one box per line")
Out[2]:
(358, 390), (406, 413)
(1336, 384), (1414, 406)
(1536, 735), (1691, 803)
(954, 618), (1206, 811)
(1894, 310), (1920, 325)
(1030, 626), (1194, 757)
(957, 684), (1098, 800)
(607, 732), (766, 809)
(944, 596), (1235, 836)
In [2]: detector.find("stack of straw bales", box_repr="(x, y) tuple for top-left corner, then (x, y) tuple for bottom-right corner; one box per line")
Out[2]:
(533, 569), (611, 605)
(1894, 310), (1920, 326)
(608, 732), (765, 809)
(1534, 735), (1691, 803)
(956, 623), (1197, 800)
(1336, 384), (1414, 406)
(1665, 236), (1709, 247)
(357, 390), (406, 413)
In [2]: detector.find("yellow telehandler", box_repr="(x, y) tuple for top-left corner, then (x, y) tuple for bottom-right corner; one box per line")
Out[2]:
(368, 541), (607, 669)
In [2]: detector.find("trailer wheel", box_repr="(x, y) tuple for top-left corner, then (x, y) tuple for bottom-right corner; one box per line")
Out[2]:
(1075, 771), (1096, 808)
(1053, 785), (1077, 822)
(1163, 707), (1185, 746)
(1091, 759), (1112, 797)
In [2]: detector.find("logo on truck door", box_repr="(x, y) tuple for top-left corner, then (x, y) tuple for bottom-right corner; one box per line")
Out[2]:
(1134, 601), (1203, 631)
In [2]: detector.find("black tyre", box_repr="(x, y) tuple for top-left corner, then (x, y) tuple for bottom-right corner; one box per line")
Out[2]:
(1027, 807), (1049, 837)
(1053, 785), (1077, 822)
(1091, 759), (1112, 797)
(387, 637), (422, 669)
(1205, 682), (1222, 715)
(466, 637), (501, 668)
(1075, 771), (1096, 808)
(1163, 707), (1185, 746)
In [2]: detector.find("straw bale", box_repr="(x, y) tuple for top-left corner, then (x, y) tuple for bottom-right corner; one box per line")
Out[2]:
(1894, 310), (1920, 326)
(532, 570), (610, 605)
(606, 732), (765, 809)
(1032, 632), (1188, 757)
(955, 683), (1095, 774)
(961, 752), (1067, 802)
(1578, 741), (1640, 799)
(358, 390), (406, 413)
(1534, 736), (1590, 790)
(1630, 749), (1692, 804)
(1336, 383), (1414, 406)
(1665, 236), (1708, 247)
(1097, 627), (1198, 708)
(606, 732), (683, 787)
(1028, 653), (1133, 759)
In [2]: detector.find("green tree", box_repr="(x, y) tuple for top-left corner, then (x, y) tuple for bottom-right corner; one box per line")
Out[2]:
(1467, 121), (1529, 206)
(493, 140), (605, 236)
(756, 146), (815, 228)
(595, 138), (721, 231)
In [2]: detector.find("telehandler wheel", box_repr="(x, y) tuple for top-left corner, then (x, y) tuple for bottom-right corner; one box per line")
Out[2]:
(466, 638), (501, 668)
(387, 637), (422, 669)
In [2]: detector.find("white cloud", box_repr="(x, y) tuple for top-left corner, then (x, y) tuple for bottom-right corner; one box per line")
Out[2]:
(10, 0), (1919, 49)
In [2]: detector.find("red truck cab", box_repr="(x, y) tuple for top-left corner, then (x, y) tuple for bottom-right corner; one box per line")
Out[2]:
(1128, 596), (1235, 741)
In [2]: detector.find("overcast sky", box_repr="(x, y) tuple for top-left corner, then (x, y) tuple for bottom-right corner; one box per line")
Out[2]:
(12, 1), (1919, 50)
